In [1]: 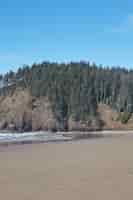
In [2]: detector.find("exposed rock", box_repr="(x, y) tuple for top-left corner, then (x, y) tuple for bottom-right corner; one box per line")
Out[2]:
(68, 116), (101, 131)
(0, 89), (133, 132)
(0, 89), (32, 132)
(32, 97), (57, 131)
(98, 104), (133, 130)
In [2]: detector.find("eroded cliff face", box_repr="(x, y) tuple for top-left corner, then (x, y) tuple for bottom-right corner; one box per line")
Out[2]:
(97, 104), (133, 130)
(0, 89), (133, 132)
(32, 97), (57, 131)
(0, 89), (62, 132)
(68, 116), (102, 131)
(0, 89), (32, 131)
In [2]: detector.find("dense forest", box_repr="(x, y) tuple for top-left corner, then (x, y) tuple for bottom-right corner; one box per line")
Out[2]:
(0, 61), (133, 131)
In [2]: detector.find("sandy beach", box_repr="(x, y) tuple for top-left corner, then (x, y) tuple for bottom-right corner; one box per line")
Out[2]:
(0, 135), (133, 200)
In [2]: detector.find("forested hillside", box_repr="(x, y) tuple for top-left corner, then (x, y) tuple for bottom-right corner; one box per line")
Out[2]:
(0, 61), (133, 131)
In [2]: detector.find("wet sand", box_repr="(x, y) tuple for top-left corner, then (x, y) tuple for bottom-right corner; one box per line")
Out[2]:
(0, 135), (133, 199)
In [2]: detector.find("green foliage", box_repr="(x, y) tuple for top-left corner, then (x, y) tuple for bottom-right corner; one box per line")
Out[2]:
(118, 112), (131, 124)
(1, 61), (133, 129)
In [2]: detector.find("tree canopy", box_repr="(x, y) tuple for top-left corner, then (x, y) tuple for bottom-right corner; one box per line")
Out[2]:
(1, 61), (133, 125)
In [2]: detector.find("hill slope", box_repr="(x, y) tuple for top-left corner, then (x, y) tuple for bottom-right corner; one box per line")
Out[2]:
(0, 89), (132, 132)
(0, 61), (133, 132)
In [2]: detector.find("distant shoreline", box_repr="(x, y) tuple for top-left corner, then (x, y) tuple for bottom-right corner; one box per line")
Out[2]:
(0, 130), (133, 146)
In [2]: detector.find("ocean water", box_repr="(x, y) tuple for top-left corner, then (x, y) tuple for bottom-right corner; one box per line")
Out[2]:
(0, 131), (72, 143)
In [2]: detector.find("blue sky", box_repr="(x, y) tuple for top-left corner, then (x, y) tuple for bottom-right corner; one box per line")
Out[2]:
(0, 0), (133, 73)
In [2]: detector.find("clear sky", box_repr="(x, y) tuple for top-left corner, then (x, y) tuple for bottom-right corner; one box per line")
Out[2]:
(0, 0), (133, 73)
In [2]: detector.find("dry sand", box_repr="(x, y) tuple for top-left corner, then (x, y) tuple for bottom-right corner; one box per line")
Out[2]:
(0, 135), (133, 199)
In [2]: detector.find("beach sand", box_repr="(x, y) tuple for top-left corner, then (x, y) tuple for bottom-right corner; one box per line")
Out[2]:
(0, 135), (133, 199)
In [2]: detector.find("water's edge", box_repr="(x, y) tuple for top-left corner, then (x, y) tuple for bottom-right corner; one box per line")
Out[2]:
(0, 130), (133, 145)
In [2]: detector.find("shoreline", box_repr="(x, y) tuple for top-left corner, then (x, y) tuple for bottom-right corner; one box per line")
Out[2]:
(0, 130), (133, 146)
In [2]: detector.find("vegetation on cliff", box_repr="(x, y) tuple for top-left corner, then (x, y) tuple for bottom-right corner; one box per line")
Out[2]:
(0, 61), (133, 131)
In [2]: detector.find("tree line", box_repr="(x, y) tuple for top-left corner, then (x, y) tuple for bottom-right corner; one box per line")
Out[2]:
(0, 61), (133, 125)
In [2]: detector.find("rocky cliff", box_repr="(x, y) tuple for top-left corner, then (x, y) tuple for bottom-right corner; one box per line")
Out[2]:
(0, 89), (133, 132)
